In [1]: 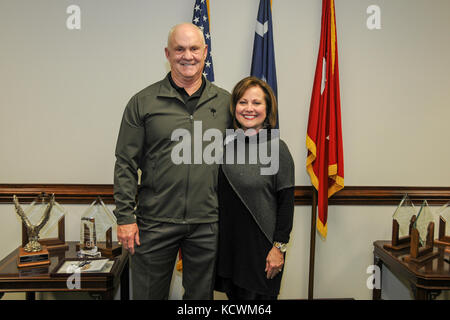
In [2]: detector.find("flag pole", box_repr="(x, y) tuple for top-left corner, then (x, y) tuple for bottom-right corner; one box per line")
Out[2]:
(308, 187), (318, 300)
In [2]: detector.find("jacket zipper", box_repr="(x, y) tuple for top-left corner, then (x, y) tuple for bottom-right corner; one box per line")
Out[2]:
(183, 114), (195, 221)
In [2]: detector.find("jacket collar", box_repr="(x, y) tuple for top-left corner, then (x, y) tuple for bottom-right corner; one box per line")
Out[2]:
(158, 73), (218, 108)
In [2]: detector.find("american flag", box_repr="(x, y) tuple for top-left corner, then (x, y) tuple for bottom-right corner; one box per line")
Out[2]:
(192, 0), (215, 82)
(251, 0), (278, 128)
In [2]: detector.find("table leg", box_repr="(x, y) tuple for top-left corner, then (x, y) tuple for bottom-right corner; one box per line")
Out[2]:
(372, 254), (382, 300)
(101, 290), (114, 300)
(120, 256), (130, 300)
(90, 290), (115, 300)
(413, 287), (428, 300)
(26, 292), (35, 300)
(413, 287), (443, 300)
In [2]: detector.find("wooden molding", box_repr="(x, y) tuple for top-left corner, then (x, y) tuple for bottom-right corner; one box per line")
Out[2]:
(0, 184), (449, 206)
(295, 186), (450, 206)
(0, 184), (114, 204)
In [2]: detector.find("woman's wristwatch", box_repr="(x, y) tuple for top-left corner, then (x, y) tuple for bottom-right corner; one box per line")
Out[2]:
(273, 241), (288, 253)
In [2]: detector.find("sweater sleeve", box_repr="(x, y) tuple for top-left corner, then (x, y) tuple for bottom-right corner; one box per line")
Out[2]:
(273, 187), (294, 243)
(113, 94), (145, 225)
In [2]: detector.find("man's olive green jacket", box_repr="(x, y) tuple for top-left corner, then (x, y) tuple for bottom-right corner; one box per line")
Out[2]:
(113, 75), (231, 225)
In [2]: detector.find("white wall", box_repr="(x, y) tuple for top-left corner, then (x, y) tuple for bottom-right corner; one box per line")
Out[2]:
(1, 0), (449, 300)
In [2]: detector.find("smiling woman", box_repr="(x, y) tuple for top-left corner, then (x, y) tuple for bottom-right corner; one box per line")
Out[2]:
(230, 76), (278, 132)
(215, 76), (295, 300)
(235, 86), (267, 132)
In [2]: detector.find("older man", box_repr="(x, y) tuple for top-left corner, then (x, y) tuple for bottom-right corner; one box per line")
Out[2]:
(113, 23), (231, 299)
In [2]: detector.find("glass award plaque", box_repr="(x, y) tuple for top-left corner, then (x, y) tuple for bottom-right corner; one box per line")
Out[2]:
(78, 197), (121, 257)
(384, 194), (417, 250)
(435, 201), (450, 246)
(404, 200), (439, 263)
(414, 200), (435, 246)
(81, 217), (97, 250)
(393, 194), (416, 237)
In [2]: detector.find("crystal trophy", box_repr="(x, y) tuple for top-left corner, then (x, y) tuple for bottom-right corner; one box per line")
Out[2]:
(394, 194), (417, 237)
(384, 194), (417, 250)
(435, 201), (450, 246)
(414, 200), (435, 246)
(78, 197), (120, 257)
(81, 217), (97, 250)
(404, 200), (439, 263)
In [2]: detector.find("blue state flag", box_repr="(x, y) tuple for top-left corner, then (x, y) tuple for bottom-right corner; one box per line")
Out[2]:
(251, 0), (278, 128)
(192, 0), (215, 82)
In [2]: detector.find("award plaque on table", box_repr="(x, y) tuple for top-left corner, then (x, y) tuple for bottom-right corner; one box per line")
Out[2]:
(77, 197), (121, 258)
(434, 202), (450, 247)
(13, 194), (54, 268)
(17, 247), (51, 268)
(384, 194), (417, 250)
(404, 200), (439, 263)
(50, 257), (119, 279)
(21, 193), (68, 252)
(52, 258), (115, 275)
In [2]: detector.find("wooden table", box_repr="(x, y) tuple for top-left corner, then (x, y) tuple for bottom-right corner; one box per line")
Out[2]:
(373, 240), (450, 300)
(0, 242), (129, 300)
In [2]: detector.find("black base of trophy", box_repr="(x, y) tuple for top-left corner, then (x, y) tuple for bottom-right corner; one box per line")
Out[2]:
(18, 265), (49, 276)
(76, 242), (122, 258)
(383, 218), (415, 251)
(403, 223), (439, 264)
(97, 243), (122, 258)
(435, 217), (450, 246)
(17, 246), (51, 268)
